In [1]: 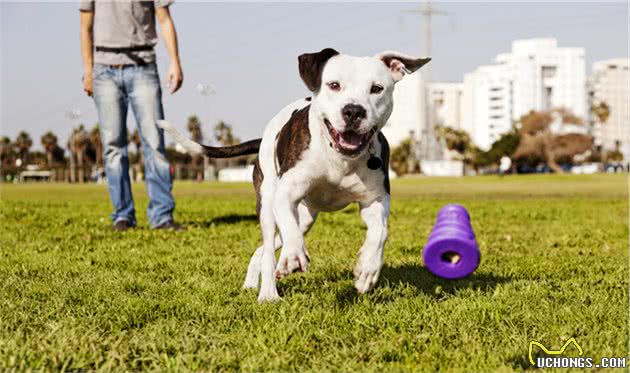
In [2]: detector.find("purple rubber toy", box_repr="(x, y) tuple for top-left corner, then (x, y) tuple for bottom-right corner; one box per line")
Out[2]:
(422, 204), (480, 279)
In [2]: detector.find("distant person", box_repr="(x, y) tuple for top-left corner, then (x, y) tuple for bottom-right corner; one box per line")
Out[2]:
(80, 0), (184, 231)
(499, 155), (512, 176)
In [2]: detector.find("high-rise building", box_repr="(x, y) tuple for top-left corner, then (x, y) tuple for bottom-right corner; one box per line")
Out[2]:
(463, 38), (586, 150)
(382, 77), (463, 149)
(384, 38), (587, 152)
(430, 83), (464, 131)
(462, 64), (513, 150)
(382, 72), (426, 148)
(589, 58), (630, 159)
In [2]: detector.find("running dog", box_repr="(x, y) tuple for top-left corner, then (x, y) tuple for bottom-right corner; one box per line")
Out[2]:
(158, 48), (430, 302)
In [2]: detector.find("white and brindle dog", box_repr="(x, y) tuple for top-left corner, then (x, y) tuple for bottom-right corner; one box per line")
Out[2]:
(158, 48), (430, 302)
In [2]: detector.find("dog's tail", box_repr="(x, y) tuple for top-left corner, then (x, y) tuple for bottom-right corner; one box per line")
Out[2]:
(157, 120), (261, 158)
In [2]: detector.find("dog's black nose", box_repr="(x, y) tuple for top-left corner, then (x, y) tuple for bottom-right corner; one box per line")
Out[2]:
(342, 104), (366, 127)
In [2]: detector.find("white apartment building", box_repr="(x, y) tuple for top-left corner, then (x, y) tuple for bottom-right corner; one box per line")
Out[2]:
(385, 38), (587, 151)
(430, 83), (464, 131)
(463, 38), (586, 150)
(382, 72), (426, 147)
(462, 64), (513, 150)
(590, 58), (630, 159)
(382, 76), (463, 148)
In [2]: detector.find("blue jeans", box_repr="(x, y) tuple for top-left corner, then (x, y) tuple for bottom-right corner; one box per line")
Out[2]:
(93, 63), (174, 228)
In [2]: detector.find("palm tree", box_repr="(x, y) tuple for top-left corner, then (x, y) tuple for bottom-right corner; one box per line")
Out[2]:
(90, 124), (103, 167)
(0, 136), (11, 164)
(68, 125), (90, 182)
(213, 120), (242, 170)
(591, 102), (611, 124)
(0, 136), (12, 180)
(14, 131), (33, 166)
(214, 120), (240, 146)
(40, 131), (59, 167)
(187, 115), (204, 180)
(512, 110), (592, 173)
(187, 115), (203, 142)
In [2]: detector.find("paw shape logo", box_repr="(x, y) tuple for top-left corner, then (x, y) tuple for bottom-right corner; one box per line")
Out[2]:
(528, 338), (584, 366)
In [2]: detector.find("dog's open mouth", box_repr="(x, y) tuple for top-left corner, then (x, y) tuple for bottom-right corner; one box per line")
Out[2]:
(324, 119), (374, 156)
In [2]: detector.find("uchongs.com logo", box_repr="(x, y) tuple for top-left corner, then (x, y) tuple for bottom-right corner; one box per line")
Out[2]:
(528, 338), (627, 369)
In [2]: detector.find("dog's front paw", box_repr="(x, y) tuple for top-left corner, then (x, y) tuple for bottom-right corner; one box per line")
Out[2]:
(257, 286), (281, 303)
(354, 255), (382, 294)
(275, 248), (309, 278)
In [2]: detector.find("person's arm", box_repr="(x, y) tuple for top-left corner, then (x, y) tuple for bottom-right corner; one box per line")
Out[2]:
(156, 6), (183, 94)
(80, 10), (95, 96)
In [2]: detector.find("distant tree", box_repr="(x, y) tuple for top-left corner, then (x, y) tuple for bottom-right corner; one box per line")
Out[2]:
(29, 151), (48, 168)
(212, 120), (243, 170)
(606, 140), (624, 162)
(591, 101), (611, 124)
(90, 124), (103, 167)
(68, 125), (92, 182)
(512, 110), (592, 173)
(41, 131), (57, 166)
(214, 120), (240, 146)
(187, 115), (205, 181)
(554, 107), (584, 125)
(14, 131), (33, 166)
(0, 136), (11, 165)
(435, 126), (471, 154)
(473, 129), (520, 169)
(435, 126), (480, 168)
(390, 138), (414, 175)
(0, 136), (13, 179)
(40, 131), (65, 167)
(551, 133), (595, 165)
(187, 115), (203, 143)
(519, 110), (553, 135)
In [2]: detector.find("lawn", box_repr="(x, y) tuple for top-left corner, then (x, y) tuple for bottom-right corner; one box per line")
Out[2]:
(0, 174), (627, 372)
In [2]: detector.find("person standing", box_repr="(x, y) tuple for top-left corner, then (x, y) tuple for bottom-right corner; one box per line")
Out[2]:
(80, 0), (184, 231)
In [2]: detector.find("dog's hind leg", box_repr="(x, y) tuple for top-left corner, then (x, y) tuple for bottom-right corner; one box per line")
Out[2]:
(243, 203), (318, 289)
(243, 236), (281, 289)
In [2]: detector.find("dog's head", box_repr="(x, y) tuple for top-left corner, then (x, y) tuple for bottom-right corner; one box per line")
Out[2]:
(299, 48), (430, 158)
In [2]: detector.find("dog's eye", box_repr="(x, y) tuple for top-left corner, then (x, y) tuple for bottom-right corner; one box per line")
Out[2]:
(370, 84), (384, 94)
(327, 81), (341, 91)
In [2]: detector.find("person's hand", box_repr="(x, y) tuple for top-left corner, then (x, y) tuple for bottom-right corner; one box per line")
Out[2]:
(83, 72), (93, 96)
(167, 62), (183, 94)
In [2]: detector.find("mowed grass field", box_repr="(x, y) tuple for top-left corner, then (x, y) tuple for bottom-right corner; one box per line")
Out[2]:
(0, 174), (628, 372)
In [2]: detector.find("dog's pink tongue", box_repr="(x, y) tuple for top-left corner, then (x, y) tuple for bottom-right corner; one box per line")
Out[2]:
(339, 131), (362, 148)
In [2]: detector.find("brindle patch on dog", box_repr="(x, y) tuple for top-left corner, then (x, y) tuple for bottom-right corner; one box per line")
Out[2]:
(377, 132), (390, 194)
(275, 105), (311, 177)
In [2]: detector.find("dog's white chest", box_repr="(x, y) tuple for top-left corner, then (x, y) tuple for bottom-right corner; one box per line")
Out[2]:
(303, 172), (374, 212)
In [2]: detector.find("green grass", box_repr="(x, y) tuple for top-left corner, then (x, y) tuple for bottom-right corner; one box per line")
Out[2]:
(0, 174), (627, 372)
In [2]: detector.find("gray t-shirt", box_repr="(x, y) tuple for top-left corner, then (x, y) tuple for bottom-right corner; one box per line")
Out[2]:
(80, 0), (174, 65)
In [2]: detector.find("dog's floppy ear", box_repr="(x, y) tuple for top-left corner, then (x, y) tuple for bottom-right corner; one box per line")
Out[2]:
(298, 48), (340, 92)
(377, 51), (431, 82)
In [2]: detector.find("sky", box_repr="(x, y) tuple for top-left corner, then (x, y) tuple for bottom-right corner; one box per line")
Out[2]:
(1, 1), (628, 150)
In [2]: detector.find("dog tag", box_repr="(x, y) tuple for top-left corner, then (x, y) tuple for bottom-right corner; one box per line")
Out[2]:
(367, 156), (382, 170)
